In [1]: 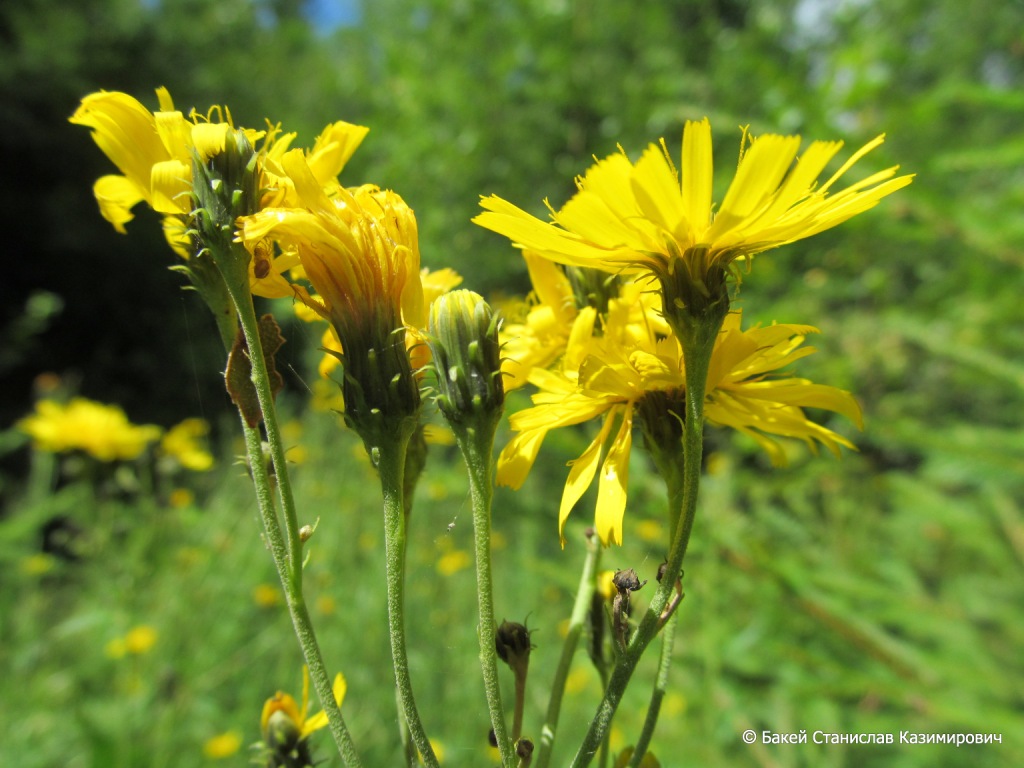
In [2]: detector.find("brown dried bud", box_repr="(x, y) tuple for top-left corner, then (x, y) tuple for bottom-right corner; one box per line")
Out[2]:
(495, 620), (533, 670)
(516, 738), (535, 761)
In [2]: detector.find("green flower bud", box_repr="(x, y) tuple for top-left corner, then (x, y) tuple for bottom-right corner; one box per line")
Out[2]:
(191, 128), (261, 253)
(565, 265), (621, 317)
(427, 290), (505, 430)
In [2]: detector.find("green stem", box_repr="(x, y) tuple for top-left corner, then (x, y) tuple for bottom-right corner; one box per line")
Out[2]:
(377, 429), (439, 768)
(535, 532), (602, 768)
(457, 427), (515, 765)
(512, 664), (528, 743)
(569, 312), (722, 768)
(223, 268), (363, 768)
(628, 611), (678, 766)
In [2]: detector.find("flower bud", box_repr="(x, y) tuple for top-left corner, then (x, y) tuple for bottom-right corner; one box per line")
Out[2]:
(495, 619), (533, 673)
(427, 290), (505, 431)
(191, 128), (261, 255)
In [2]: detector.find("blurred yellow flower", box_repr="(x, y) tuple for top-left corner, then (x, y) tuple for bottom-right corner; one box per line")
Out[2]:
(18, 397), (161, 462)
(168, 488), (195, 509)
(124, 625), (158, 654)
(20, 553), (55, 576)
(107, 624), (158, 658)
(316, 595), (337, 616)
(160, 418), (214, 471)
(428, 739), (446, 764)
(634, 519), (664, 544)
(203, 731), (242, 759)
(565, 665), (593, 695)
(437, 550), (472, 576)
(253, 583), (282, 608)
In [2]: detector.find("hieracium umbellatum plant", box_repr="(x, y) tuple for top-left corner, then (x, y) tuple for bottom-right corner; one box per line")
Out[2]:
(72, 84), (912, 767)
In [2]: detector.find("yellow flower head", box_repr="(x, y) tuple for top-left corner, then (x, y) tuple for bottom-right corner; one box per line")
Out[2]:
(243, 150), (424, 341)
(475, 118), (913, 317)
(498, 308), (861, 546)
(106, 624), (158, 658)
(203, 731), (242, 759)
(159, 417), (214, 471)
(18, 397), (162, 462)
(70, 88), (367, 298)
(261, 667), (346, 753)
(242, 151), (425, 437)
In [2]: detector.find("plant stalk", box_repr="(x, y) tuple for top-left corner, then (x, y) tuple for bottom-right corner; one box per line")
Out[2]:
(458, 427), (515, 765)
(569, 310), (722, 767)
(376, 429), (439, 767)
(535, 532), (601, 768)
(224, 267), (363, 768)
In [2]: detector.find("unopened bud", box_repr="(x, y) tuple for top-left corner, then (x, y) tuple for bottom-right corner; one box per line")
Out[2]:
(427, 290), (505, 429)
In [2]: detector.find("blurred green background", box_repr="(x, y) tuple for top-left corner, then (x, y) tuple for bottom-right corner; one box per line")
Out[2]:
(1, 0), (1022, 766)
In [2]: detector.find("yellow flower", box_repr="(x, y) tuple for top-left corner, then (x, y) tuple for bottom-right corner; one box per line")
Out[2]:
(261, 667), (346, 750)
(18, 397), (162, 462)
(242, 153), (425, 436)
(160, 418), (214, 471)
(498, 308), (861, 546)
(475, 118), (913, 309)
(123, 625), (158, 654)
(500, 253), (579, 390)
(203, 731), (242, 759)
(436, 550), (472, 576)
(168, 488), (195, 508)
(106, 624), (158, 658)
(20, 553), (55, 576)
(244, 151), (424, 333)
(253, 583), (282, 608)
(70, 88), (367, 297)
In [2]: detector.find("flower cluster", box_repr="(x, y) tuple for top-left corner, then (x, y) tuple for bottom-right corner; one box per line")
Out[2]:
(18, 396), (214, 469)
(477, 119), (911, 546)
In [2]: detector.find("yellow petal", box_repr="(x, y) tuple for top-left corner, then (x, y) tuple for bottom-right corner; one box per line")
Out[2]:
(70, 90), (166, 192)
(594, 406), (633, 546)
(150, 159), (191, 215)
(307, 122), (369, 186)
(681, 118), (713, 238)
(558, 412), (618, 546)
(301, 672), (347, 736)
(92, 174), (145, 233)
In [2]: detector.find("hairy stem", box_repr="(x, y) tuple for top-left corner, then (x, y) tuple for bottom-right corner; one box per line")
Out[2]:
(570, 310), (722, 767)
(377, 430), (439, 767)
(535, 532), (602, 768)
